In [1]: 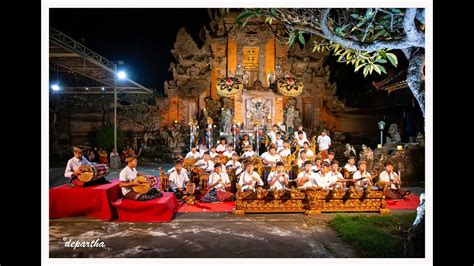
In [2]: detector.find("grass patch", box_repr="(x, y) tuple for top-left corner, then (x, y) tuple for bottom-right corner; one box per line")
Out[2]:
(329, 213), (416, 258)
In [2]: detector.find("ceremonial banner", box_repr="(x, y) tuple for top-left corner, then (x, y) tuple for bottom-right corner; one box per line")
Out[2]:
(243, 47), (259, 71)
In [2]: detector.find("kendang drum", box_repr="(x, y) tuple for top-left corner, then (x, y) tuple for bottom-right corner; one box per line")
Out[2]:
(132, 175), (158, 194)
(77, 164), (110, 182)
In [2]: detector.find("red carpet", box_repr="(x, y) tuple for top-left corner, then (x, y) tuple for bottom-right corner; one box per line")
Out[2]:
(177, 201), (235, 213)
(49, 178), (122, 221)
(111, 192), (179, 222)
(386, 194), (420, 210)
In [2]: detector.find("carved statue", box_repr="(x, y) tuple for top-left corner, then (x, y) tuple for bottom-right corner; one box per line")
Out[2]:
(222, 108), (233, 134)
(343, 143), (357, 158)
(284, 104), (296, 131)
(386, 123), (402, 144)
(360, 144), (374, 172)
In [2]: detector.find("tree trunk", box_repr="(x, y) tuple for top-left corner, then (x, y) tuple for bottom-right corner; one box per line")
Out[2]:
(405, 48), (425, 118)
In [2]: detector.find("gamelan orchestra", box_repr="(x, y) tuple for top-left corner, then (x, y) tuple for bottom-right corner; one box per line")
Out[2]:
(64, 124), (410, 212)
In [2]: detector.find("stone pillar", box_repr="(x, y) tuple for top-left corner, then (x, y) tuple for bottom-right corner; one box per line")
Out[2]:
(274, 95), (284, 124)
(227, 38), (237, 76)
(265, 37), (275, 87)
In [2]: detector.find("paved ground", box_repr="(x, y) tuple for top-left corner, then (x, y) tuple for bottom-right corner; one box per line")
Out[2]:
(49, 163), (422, 258)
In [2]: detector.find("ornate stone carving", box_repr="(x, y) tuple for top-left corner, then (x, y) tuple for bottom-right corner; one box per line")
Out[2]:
(386, 123), (402, 144)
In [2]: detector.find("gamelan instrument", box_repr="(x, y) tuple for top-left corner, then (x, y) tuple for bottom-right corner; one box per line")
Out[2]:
(132, 175), (158, 194)
(77, 164), (110, 182)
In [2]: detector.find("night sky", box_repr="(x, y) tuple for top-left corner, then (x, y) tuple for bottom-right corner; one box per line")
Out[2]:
(50, 8), (211, 94)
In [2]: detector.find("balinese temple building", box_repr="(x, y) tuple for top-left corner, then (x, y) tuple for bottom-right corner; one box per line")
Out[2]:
(158, 11), (370, 141)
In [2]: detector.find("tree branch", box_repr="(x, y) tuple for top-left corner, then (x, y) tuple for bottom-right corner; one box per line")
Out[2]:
(319, 8), (424, 52)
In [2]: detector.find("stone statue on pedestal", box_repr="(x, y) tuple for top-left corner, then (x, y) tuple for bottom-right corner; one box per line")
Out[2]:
(222, 108), (233, 135)
(386, 123), (402, 144)
(284, 104), (296, 132)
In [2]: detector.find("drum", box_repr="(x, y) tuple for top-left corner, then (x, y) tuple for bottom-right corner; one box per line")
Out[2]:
(132, 175), (158, 194)
(199, 174), (210, 194)
(77, 164), (110, 182)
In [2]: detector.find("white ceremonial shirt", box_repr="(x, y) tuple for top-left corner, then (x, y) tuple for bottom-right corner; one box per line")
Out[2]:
(223, 150), (234, 159)
(317, 135), (331, 151)
(209, 151), (219, 158)
(314, 171), (335, 189)
(296, 171), (317, 189)
(226, 160), (241, 169)
(267, 171), (289, 191)
(185, 151), (202, 159)
(352, 170), (372, 186)
(64, 157), (91, 178)
(238, 171), (264, 191)
(304, 149), (314, 157)
(208, 172), (231, 191)
(344, 164), (357, 173)
(262, 153), (282, 165)
(194, 159), (215, 172)
(119, 166), (137, 196)
(273, 138), (283, 149)
(216, 144), (226, 153)
(277, 147), (291, 157)
(169, 170), (190, 190)
(379, 171), (399, 189)
(242, 151), (255, 158)
(167, 167), (188, 175)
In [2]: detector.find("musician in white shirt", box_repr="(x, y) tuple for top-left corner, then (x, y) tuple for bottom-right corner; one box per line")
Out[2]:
(216, 138), (227, 154)
(238, 159), (263, 192)
(378, 160), (410, 198)
(296, 150), (309, 168)
(194, 151), (215, 172)
(222, 144), (235, 159)
(65, 146), (93, 187)
(268, 125), (279, 143)
(185, 145), (202, 160)
(208, 163), (231, 191)
(273, 132), (284, 149)
(311, 157), (322, 173)
(198, 140), (208, 155)
(212, 155), (227, 174)
(293, 125), (307, 141)
(314, 161), (335, 189)
(352, 160), (372, 188)
(317, 129), (331, 159)
(262, 145), (282, 166)
(328, 160), (345, 189)
(226, 152), (241, 169)
(296, 161), (317, 189)
(241, 144), (255, 159)
(344, 156), (357, 174)
(209, 146), (219, 158)
(302, 141), (314, 157)
(296, 131), (307, 147)
(119, 155), (160, 201)
(267, 161), (289, 191)
(277, 140), (291, 157)
(168, 159), (194, 199)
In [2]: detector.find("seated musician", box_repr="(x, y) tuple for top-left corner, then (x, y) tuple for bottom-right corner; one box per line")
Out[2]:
(344, 156), (358, 175)
(194, 151), (215, 173)
(295, 131), (307, 147)
(311, 157), (322, 173)
(240, 134), (250, 150)
(213, 155), (227, 174)
(201, 163), (233, 202)
(119, 155), (161, 201)
(185, 145), (202, 160)
(261, 145), (282, 166)
(241, 144), (255, 159)
(216, 138), (227, 155)
(65, 146), (108, 187)
(293, 125), (308, 142)
(328, 160), (346, 189)
(273, 131), (284, 149)
(209, 146), (219, 159)
(314, 160), (337, 189)
(222, 144), (235, 159)
(226, 152), (242, 170)
(198, 139), (208, 155)
(267, 161), (289, 191)
(327, 150), (335, 163)
(238, 159), (264, 192)
(268, 124), (279, 143)
(302, 141), (314, 157)
(378, 160), (411, 199)
(277, 140), (291, 157)
(295, 160), (318, 189)
(352, 160), (372, 189)
(296, 150), (309, 168)
(168, 159), (195, 200)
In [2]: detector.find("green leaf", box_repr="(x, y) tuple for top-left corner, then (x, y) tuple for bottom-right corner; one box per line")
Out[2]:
(373, 64), (382, 75)
(351, 14), (359, 19)
(354, 62), (366, 72)
(386, 52), (398, 67)
(365, 8), (373, 19)
(377, 64), (387, 74)
(298, 33), (305, 45)
(363, 65), (369, 76)
(355, 58), (361, 69)
(270, 8), (277, 17)
(375, 58), (387, 64)
(287, 31), (296, 46)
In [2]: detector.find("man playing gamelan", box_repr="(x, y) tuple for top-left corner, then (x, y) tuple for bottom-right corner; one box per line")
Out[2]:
(267, 161), (289, 191)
